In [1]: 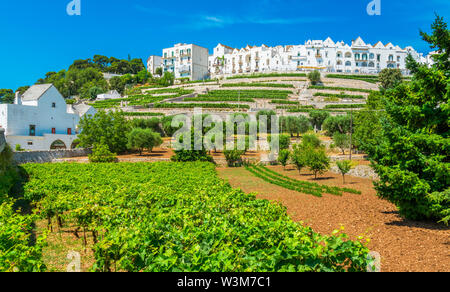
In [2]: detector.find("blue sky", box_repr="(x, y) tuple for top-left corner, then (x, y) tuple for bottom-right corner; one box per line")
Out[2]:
(0, 0), (449, 90)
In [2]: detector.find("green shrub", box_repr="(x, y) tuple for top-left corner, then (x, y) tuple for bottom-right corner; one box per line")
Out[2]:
(307, 70), (321, 85)
(88, 143), (117, 163)
(278, 149), (290, 169)
(15, 144), (24, 152)
(336, 160), (353, 184)
(223, 149), (245, 167)
(127, 128), (163, 155)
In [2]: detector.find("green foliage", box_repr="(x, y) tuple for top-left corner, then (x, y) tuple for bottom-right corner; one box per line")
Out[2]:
(333, 133), (351, 155)
(22, 162), (368, 271)
(280, 116), (311, 137)
(305, 146), (330, 179)
(307, 70), (321, 85)
(268, 134), (291, 151)
(246, 164), (361, 197)
(154, 103), (250, 110)
(129, 118), (163, 135)
(0, 149), (46, 272)
(221, 82), (294, 88)
(278, 149), (290, 169)
(0, 144), (13, 173)
(0, 202), (47, 272)
(92, 88), (194, 109)
(78, 110), (130, 154)
(369, 16), (450, 224)
(0, 89), (14, 104)
(15, 144), (24, 152)
(301, 134), (322, 149)
(198, 89), (291, 100)
(171, 129), (214, 163)
(159, 72), (175, 87)
(309, 110), (330, 131)
(88, 143), (117, 163)
(291, 144), (307, 174)
(223, 149), (245, 167)
(420, 15), (450, 73)
(379, 68), (403, 90)
(127, 128), (163, 155)
(353, 93), (385, 152)
(336, 160), (353, 184)
(257, 110), (278, 133)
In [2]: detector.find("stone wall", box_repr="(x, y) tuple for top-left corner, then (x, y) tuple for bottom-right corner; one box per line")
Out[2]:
(13, 148), (92, 164)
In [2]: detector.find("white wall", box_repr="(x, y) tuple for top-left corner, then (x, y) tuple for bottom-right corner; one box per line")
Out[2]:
(1, 85), (94, 151)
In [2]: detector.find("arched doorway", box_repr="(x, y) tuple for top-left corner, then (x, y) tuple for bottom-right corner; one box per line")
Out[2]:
(50, 140), (67, 150)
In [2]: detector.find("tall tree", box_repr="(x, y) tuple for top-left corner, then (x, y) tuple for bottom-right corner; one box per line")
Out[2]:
(369, 16), (450, 224)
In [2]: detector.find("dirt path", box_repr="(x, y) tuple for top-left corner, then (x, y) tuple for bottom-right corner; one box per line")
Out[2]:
(218, 166), (450, 272)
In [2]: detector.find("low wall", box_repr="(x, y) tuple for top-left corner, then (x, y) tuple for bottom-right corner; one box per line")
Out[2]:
(13, 148), (92, 164)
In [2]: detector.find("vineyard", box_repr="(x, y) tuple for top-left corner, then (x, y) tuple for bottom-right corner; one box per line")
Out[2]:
(18, 162), (369, 272)
(245, 164), (361, 197)
(92, 88), (194, 109)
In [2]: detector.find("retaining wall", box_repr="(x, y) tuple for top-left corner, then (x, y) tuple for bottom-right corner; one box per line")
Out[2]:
(13, 148), (92, 164)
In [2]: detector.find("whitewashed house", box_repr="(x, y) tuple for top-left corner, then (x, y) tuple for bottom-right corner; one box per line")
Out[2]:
(96, 90), (122, 101)
(147, 55), (162, 76)
(208, 37), (430, 78)
(161, 43), (209, 81)
(0, 84), (96, 151)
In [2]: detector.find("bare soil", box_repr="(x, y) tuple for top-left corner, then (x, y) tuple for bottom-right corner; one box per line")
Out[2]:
(218, 165), (450, 272)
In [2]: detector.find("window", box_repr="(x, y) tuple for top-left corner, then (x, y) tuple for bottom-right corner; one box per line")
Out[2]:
(377, 54), (381, 61)
(52, 102), (56, 108)
(29, 125), (36, 136)
(27, 141), (33, 146)
(52, 128), (56, 134)
(67, 128), (72, 135)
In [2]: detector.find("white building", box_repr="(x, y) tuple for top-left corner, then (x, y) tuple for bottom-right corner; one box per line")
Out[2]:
(209, 37), (429, 77)
(147, 55), (162, 76)
(96, 90), (122, 101)
(161, 43), (209, 81)
(0, 84), (96, 151)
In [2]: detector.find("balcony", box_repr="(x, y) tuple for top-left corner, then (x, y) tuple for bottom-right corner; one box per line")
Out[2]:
(178, 65), (191, 74)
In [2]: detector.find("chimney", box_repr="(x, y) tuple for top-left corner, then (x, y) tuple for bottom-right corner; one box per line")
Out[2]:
(14, 92), (22, 105)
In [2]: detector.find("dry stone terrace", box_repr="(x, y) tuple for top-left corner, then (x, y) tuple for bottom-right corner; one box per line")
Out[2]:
(114, 75), (377, 117)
